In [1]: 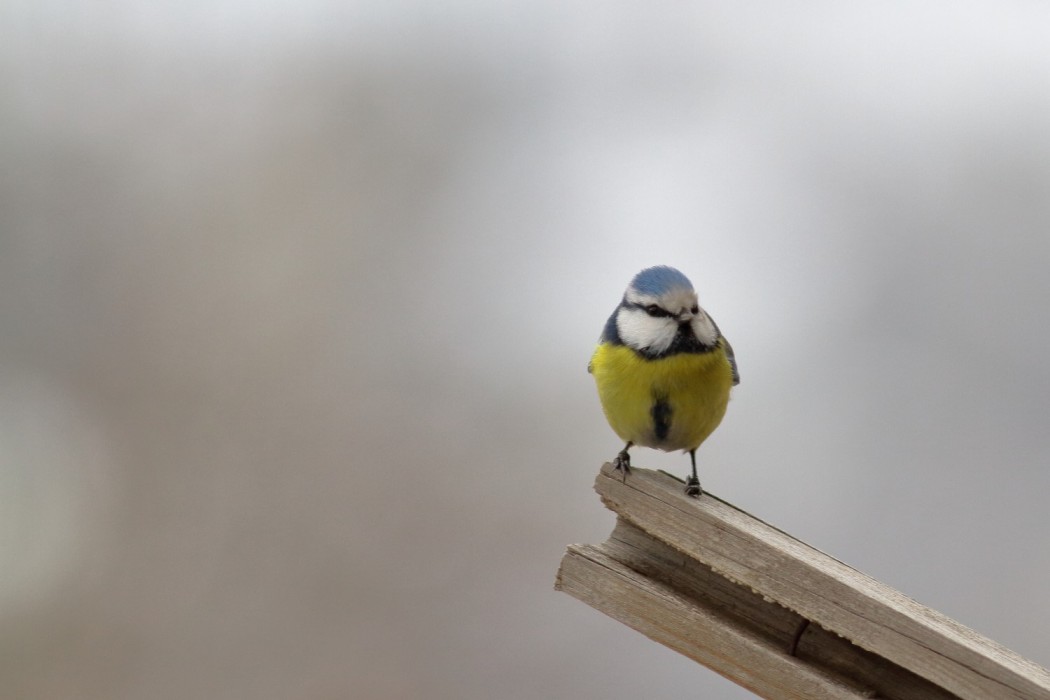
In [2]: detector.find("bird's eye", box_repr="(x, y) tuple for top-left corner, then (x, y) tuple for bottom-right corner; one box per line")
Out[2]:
(691, 305), (699, 314)
(645, 305), (671, 318)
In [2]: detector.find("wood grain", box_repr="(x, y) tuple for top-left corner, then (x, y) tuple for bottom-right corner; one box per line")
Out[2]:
(555, 463), (1050, 700)
(557, 543), (873, 700)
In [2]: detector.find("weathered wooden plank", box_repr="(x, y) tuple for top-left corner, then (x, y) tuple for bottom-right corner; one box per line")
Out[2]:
(588, 463), (1050, 700)
(556, 543), (875, 700)
(601, 518), (959, 700)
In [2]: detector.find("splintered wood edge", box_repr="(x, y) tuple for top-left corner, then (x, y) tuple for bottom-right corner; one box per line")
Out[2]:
(592, 462), (1050, 700)
(555, 544), (874, 700)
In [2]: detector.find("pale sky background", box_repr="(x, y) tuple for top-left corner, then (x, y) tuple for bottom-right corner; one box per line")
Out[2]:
(2, 3), (1050, 699)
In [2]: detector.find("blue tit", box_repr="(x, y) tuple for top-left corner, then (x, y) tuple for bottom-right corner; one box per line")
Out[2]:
(588, 266), (739, 497)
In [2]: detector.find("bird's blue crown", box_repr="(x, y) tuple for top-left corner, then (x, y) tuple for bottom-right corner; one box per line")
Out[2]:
(630, 266), (694, 296)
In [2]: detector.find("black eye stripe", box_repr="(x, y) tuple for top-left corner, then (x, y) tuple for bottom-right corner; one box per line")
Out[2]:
(644, 304), (672, 318)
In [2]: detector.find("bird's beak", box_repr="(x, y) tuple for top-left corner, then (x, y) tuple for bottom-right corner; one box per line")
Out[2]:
(677, 312), (694, 324)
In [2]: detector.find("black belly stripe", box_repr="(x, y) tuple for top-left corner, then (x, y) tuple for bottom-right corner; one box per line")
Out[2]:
(651, 398), (672, 442)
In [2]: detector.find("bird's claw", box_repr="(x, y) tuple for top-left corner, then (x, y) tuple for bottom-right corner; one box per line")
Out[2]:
(612, 450), (631, 482)
(684, 475), (702, 498)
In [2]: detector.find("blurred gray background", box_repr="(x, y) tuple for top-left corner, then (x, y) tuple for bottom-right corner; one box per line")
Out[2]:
(2, 2), (1049, 699)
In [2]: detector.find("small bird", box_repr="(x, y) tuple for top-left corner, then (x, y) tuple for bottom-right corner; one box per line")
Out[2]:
(588, 266), (739, 497)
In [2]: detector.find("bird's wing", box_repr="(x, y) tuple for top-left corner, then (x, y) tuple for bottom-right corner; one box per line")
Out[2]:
(721, 335), (740, 386)
(707, 313), (740, 386)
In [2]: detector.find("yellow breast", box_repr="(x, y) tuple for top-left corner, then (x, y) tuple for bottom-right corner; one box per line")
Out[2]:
(589, 342), (734, 452)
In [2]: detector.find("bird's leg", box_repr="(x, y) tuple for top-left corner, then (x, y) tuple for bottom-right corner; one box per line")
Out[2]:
(685, 449), (702, 498)
(612, 442), (632, 482)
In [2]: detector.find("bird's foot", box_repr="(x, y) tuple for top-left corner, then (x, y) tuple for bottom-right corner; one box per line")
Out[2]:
(684, 475), (702, 498)
(612, 450), (631, 482)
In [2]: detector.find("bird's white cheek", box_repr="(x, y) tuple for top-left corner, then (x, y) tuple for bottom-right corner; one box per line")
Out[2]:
(617, 309), (677, 353)
(691, 315), (718, 346)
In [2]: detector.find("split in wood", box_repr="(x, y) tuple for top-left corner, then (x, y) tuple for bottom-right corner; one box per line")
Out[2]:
(555, 463), (1050, 700)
